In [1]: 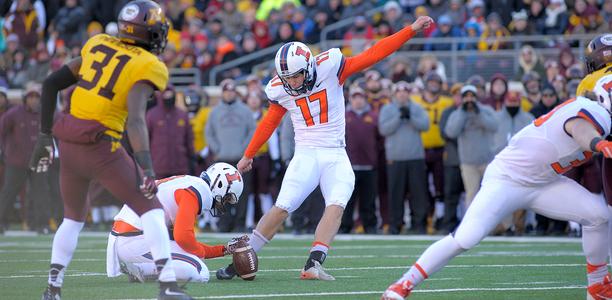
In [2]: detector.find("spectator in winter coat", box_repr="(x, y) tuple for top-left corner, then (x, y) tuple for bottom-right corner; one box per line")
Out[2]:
(0, 84), (49, 233)
(146, 87), (195, 178)
(341, 86), (381, 234)
(445, 85), (498, 208)
(205, 79), (255, 232)
(379, 81), (430, 234)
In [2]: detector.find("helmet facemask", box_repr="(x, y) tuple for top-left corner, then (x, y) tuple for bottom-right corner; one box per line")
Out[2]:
(211, 192), (239, 217)
(279, 63), (317, 96)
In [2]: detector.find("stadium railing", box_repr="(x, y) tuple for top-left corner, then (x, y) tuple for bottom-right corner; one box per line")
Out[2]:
(206, 33), (598, 86)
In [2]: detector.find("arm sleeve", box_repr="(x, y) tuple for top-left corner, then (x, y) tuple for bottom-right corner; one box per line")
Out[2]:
(205, 113), (219, 154)
(339, 26), (415, 84)
(41, 65), (78, 134)
(477, 106), (499, 133)
(378, 105), (401, 136)
(173, 189), (226, 259)
(439, 108), (452, 140)
(244, 103), (287, 158)
(409, 104), (430, 131)
(445, 109), (467, 139)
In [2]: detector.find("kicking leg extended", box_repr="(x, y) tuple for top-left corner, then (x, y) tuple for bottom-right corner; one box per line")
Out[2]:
(382, 172), (527, 299)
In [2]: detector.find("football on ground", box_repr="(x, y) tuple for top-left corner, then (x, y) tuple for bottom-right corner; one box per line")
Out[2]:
(232, 239), (258, 280)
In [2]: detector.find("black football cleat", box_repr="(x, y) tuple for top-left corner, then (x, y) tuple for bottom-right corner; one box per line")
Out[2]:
(216, 263), (237, 280)
(158, 281), (193, 300)
(41, 285), (61, 300)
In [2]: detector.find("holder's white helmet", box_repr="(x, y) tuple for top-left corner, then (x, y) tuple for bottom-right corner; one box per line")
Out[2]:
(200, 162), (243, 216)
(594, 75), (612, 115)
(274, 41), (317, 96)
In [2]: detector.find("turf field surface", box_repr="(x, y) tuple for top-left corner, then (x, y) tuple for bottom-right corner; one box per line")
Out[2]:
(0, 232), (588, 299)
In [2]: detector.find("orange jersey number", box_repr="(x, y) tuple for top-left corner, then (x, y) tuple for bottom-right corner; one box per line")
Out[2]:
(551, 151), (593, 174)
(295, 89), (328, 127)
(78, 44), (132, 100)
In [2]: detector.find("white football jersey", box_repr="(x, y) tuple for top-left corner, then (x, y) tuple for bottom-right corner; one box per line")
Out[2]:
(113, 175), (213, 229)
(265, 48), (346, 148)
(492, 97), (611, 185)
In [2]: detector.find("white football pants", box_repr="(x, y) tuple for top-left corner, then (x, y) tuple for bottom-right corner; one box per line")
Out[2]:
(115, 235), (210, 282)
(275, 146), (355, 213)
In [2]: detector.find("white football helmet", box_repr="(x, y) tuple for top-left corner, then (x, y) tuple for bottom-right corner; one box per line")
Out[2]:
(274, 41), (317, 96)
(200, 162), (243, 216)
(594, 75), (612, 115)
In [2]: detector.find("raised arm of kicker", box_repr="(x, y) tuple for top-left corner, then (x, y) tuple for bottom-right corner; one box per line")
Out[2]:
(244, 103), (287, 159)
(339, 26), (415, 83)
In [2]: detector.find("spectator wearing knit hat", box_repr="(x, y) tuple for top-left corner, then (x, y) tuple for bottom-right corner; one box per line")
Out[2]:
(146, 86), (194, 179)
(341, 86), (381, 234)
(508, 9), (533, 36)
(425, 15), (464, 51)
(494, 91), (534, 156)
(478, 12), (511, 51)
(543, 0), (569, 34)
(0, 83), (50, 233)
(206, 79), (255, 232)
(413, 71), (453, 221)
(447, 0), (468, 27)
(379, 81), (430, 234)
(445, 85), (498, 208)
(483, 73), (509, 111)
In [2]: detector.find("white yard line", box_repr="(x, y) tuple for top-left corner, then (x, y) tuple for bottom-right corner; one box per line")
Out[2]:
(0, 263), (586, 279)
(113, 285), (586, 300)
(1, 231), (583, 243)
(0, 251), (584, 264)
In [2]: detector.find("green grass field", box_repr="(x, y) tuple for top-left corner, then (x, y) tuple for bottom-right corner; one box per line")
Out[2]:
(0, 233), (589, 299)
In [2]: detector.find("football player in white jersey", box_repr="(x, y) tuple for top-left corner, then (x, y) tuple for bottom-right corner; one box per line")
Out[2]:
(215, 16), (433, 280)
(106, 163), (246, 283)
(381, 76), (612, 300)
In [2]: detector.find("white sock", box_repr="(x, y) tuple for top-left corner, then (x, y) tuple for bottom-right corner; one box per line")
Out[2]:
(259, 194), (273, 213)
(582, 222), (609, 285)
(91, 207), (101, 224)
(246, 194), (255, 229)
(397, 235), (465, 287)
(141, 209), (176, 282)
(49, 219), (84, 287)
(587, 262), (609, 286)
(310, 241), (329, 255)
(249, 229), (269, 253)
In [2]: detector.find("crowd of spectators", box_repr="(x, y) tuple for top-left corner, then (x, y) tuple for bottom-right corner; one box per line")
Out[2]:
(0, 0), (607, 236)
(2, 0), (612, 88)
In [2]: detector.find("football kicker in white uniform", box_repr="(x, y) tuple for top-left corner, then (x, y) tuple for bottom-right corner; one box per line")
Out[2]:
(216, 16), (434, 281)
(382, 75), (612, 300)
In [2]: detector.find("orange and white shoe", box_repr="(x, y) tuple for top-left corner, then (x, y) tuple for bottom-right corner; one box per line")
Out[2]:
(300, 261), (335, 281)
(587, 274), (612, 300)
(381, 280), (414, 300)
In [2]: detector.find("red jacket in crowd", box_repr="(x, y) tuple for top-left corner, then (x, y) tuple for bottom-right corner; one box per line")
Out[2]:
(345, 108), (381, 168)
(0, 105), (39, 168)
(146, 104), (194, 177)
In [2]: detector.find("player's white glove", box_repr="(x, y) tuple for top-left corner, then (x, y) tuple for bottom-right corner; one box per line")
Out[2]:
(224, 235), (249, 256)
